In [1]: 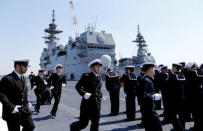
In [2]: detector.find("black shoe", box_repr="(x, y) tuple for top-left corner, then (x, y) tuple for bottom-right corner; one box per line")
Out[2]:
(51, 115), (56, 119)
(35, 108), (40, 113)
(50, 113), (56, 119)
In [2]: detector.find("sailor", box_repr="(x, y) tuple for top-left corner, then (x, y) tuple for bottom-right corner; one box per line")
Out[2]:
(139, 62), (163, 131)
(70, 59), (103, 131)
(191, 63), (203, 130)
(48, 64), (66, 118)
(120, 65), (137, 121)
(156, 65), (171, 123)
(28, 72), (35, 90)
(168, 63), (186, 131)
(154, 64), (164, 110)
(136, 65), (145, 127)
(119, 66), (129, 88)
(119, 66), (130, 114)
(105, 67), (120, 116)
(33, 69), (48, 113)
(0, 59), (35, 131)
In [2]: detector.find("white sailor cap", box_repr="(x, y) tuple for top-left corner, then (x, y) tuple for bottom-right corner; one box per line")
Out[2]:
(142, 62), (155, 67)
(14, 59), (30, 67)
(124, 65), (135, 69)
(88, 59), (102, 67)
(55, 64), (63, 69)
(172, 63), (182, 69)
(106, 67), (112, 72)
(142, 62), (155, 71)
(160, 65), (168, 70)
(179, 62), (186, 66)
(158, 64), (164, 68)
(186, 62), (193, 69)
(39, 69), (46, 72)
(157, 64), (164, 71)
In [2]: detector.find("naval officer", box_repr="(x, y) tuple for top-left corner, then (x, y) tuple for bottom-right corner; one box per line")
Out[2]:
(139, 62), (163, 131)
(48, 64), (66, 118)
(105, 67), (120, 116)
(168, 63), (186, 131)
(33, 69), (47, 113)
(120, 65), (137, 121)
(0, 59), (35, 131)
(191, 63), (203, 131)
(28, 72), (35, 90)
(70, 59), (103, 131)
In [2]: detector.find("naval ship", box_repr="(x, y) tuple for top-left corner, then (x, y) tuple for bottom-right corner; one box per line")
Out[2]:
(40, 11), (116, 80)
(39, 11), (155, 80)
(116, 26), (156, 75)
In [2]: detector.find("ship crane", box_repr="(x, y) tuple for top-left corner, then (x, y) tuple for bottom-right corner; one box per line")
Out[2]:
(69, 1), (79, 39)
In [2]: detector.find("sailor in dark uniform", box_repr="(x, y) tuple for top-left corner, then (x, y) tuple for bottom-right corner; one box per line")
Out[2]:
(154, 65), (164, 110)
(105, 67), (120, 116)
(156, 66), (172, 123)
(119, 66), (129, 88)
(180, 62), (186, 71)
(70, 59), (103, 131)
(139, 62), (163, 131)
(119, 66), (131, 114)
(120, 65), (137, 121)
(48, 64), (66, 118)
(0, 59), (35, 131)
(136, 66), (145, 127)
(33, 69), (48, 113)
(28, 72), (35, 90)
(191, 63), (203, 131)
(168, 63), (186, 131)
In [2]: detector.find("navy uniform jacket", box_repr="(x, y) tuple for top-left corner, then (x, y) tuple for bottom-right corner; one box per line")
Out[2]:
(183, 70), (199, 101)
(192, 70), (203, 105)
(154, 72), (169, 93)
(105, 72), (120, 92)
(168, 72), (186, 111)
(139, 75), (156, 110)
(0, 71), (30, 120)
(29, 74), (35, 83)
(48, 73), (66, 94)
(34, 75), (47, 92)
(137, 72), (145, 105)
(120, 73), (137, 95)
(76, 72), (102, 100)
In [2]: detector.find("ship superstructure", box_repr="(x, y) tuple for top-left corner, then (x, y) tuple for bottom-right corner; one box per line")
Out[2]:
(40, 10), (116, 80)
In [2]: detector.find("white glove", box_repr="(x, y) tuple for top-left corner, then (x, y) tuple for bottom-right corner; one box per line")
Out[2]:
(33, 85), (37, 90)
(11, 105), (21, 114)
(124, 93), (127, 98)
(62, 84), (66, 88)
(50, 86), (54, 90)
(28, 103), (32, 109)
(152, 93), (162, 101)
(102, 96), (106, 101)
(84, 93), (92, 100)
(44, 81), (47, 85)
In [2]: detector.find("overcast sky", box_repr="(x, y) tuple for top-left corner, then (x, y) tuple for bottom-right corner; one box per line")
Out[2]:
(0, 0), (203, 75)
